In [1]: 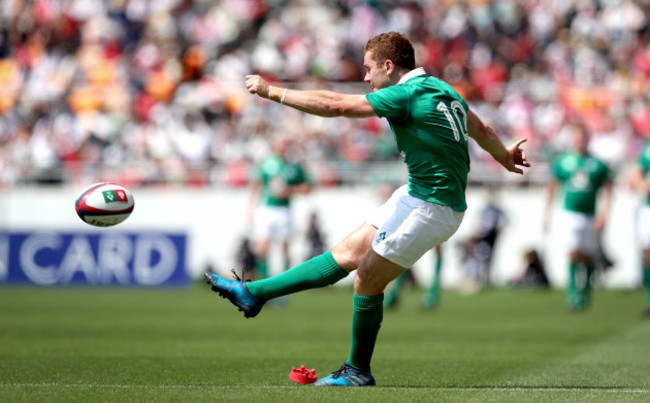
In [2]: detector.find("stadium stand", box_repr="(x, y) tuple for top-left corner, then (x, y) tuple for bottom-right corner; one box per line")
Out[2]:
(0, 0), (648, 188)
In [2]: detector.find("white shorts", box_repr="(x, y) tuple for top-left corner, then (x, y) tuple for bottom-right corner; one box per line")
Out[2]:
(369, 185), (464, 268)
(561, 210), (598, 255)
(637, 205), (650, 249)
(252, 205), (292, 242)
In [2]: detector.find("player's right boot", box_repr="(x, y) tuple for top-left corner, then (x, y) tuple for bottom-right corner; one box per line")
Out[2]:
(204, 272), (265, 318)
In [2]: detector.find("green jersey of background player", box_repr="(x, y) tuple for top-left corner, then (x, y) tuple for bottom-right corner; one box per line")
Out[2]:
(551, 149), (609, 216)
(207, 31), (530, 387)
(254, 152), (308, 208)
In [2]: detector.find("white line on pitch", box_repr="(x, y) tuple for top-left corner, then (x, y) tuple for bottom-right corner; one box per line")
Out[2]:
(2, 384), (649, 394)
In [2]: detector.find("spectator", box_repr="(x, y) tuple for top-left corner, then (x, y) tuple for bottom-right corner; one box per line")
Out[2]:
(509, 249), (550, 289)
(305, 211), (327, 261)
(459, 186), (507, 289)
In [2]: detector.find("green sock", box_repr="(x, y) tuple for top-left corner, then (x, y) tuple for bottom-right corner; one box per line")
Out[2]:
(423, 255), (443, 305)
(347, 294), (384, 372)
(643, 267), (650, 306)
(246, 251), (348, 300)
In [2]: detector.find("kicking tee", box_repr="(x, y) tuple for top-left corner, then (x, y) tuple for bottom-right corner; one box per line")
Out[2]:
(551, 151), (610, 216)
(252, 155), (308, 207)
(366, 68), (470, 212)
(637, 142), (650, 206)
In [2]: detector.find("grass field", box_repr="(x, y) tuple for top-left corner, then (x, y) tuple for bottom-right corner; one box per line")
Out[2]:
(1, 283), (650, 402)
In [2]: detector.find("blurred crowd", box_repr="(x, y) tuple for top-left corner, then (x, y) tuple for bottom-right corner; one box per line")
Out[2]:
(1, 0), (650, 188)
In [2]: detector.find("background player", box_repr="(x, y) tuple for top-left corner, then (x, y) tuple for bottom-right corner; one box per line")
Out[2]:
(247, 135), (311, 280)
(543, 122), (613, 311)
(628, 142), (650, 317)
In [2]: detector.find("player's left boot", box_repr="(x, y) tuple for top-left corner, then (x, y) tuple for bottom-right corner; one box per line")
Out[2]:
(204, 272), (265, 318)
(421, 295), (438, 309)
(313, 363), (375, 387)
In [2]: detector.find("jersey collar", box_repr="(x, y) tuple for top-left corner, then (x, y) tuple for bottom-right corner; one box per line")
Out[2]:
(398, 67), (426, 84)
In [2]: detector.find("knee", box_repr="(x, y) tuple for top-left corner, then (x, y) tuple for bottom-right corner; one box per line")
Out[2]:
(255, 241), (270, 257)
(569, 250), (591, 264)
(354, 257), (389, 295)
(331, 244), (367, 271)
(354, 266), (377, 295)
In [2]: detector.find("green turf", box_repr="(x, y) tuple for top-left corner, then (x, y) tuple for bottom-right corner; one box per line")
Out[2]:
(1, 284), (649, 402)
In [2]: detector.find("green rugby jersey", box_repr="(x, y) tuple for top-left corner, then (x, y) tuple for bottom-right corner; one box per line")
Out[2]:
(637, 142), (650, 206)
(252, 155), (308, 207)
(551, 151), (610, 216)
(366, 68), (470, 211)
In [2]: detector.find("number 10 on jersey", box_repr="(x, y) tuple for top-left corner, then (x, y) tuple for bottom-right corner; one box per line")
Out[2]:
(437, 101), (468, 142)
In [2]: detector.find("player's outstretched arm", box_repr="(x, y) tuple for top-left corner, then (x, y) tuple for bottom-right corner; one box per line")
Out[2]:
(245, 75), (376, 118)
(467, 109), (530, 174)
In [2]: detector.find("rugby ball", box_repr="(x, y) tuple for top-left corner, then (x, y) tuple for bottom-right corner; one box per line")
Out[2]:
(75, 183), (135, 227)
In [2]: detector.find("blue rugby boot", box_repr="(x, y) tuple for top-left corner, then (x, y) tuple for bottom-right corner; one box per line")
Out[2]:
(204, 271), (265, 318)
(313, 363), (375, 387)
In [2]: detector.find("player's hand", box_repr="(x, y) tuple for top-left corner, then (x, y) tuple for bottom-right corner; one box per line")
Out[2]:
(245, 75), (270, 98)
(505, 138), (530, 174)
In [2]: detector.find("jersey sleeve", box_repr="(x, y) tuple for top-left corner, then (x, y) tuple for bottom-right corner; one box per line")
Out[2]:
(366, 84), (410, 119)
(288, 163), (308, 186)
(599, 160), (613, 186)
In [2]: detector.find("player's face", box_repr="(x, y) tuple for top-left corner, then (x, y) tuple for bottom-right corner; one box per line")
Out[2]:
(363, 51), (391, 92)
(272, 137), (289, 156)
(572, 127), (589, 154)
